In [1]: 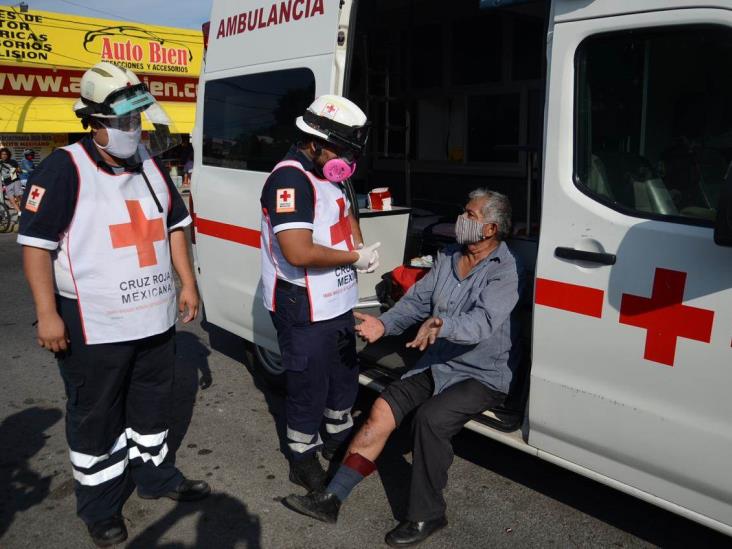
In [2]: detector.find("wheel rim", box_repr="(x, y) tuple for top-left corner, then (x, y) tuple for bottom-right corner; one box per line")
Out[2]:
(254, 345), (285, 376)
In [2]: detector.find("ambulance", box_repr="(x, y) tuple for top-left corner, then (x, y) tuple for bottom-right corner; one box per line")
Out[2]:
(190, 0), (732, 536)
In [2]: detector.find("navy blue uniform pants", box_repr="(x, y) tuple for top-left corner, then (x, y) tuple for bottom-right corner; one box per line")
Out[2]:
(57, 296), (183, 525)
(270, 282), (359, 461)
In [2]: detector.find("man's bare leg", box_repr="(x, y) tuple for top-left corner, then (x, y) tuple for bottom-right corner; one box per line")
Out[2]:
(344, 397), (396, 462)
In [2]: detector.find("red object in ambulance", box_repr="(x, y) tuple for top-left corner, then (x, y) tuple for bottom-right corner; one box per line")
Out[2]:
(391, 265), (428, 296)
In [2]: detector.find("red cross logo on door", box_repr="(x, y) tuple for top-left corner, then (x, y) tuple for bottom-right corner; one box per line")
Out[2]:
(329, 197), (354, 251)
(619, 268), (714, 366)
(109, 200), (166, 268)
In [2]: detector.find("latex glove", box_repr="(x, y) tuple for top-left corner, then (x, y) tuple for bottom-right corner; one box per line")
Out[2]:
(353, 241), (381, 273)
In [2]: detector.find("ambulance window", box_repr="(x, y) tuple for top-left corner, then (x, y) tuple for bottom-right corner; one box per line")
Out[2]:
(202, 68), (316, 172)
(574, 26), (732, 225)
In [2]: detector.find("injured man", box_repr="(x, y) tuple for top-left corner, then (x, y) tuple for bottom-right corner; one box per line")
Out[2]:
(283, 188), (526, 548)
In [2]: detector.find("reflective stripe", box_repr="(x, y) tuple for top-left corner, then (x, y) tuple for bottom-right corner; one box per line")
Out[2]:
(323, 407), (351, 420)
(69, 432), (127, 469)
(129, 443), (169, 466)
(286, 426), (322, 454)
(325, 414), (354, 434)
(125, 427), (168, 448)
(287, 426), (318, 444)
(72, 457), (128, 486)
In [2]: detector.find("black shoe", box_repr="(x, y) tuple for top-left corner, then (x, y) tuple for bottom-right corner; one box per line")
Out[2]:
(87, 516), (127, 548)
(289, 454), (327, 492)
(385, 517), (448, 547)
(138, 478), (211, 502)
(283, 490), (341, 523)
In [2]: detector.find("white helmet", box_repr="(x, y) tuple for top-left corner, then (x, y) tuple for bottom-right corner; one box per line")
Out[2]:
(73, 62), (155, 119)
(295, 94), (370, 154)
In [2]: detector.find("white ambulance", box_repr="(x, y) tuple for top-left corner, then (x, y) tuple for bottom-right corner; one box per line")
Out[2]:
(191, 0), (732, 536)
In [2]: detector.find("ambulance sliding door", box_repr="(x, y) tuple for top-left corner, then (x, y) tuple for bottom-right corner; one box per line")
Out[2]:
(531, 2), (732, 533)
(192, 0), (354, 349)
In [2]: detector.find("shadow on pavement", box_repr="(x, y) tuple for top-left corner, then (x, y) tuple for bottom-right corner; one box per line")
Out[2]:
(168, 330), (213, 457)
(127, 492), (262, 548)
(0, 406), (63, 538)
(200, 319), (289, 459)
(451, 429), (731, 548)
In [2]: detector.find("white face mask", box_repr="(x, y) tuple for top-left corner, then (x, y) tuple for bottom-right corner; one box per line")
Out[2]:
(96, 126), (141, 159)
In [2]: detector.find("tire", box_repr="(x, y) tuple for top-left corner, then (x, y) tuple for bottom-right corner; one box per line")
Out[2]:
(0, 203), (11, 233)
(252, 344), (286, 393)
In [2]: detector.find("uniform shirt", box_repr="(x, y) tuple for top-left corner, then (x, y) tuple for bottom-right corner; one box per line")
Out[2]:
(260, 146), (334, 287)
(261, 146), (317, 235)
(18, 136), (191, 298)
(378, 242), (526, 395)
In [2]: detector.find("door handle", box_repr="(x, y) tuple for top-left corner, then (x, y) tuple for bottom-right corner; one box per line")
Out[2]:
(554, 247), (616, 265)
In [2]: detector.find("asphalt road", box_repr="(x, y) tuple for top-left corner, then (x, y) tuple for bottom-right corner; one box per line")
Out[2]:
(0, 231), (730, 548)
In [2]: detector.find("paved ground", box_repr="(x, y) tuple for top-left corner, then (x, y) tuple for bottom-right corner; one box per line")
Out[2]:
(0, 231), (730, 548)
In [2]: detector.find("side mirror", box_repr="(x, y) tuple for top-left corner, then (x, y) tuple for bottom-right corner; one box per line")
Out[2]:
(714, 167), (732, 246)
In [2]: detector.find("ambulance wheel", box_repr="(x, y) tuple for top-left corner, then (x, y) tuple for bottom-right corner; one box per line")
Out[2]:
(253, 344), (286, 392)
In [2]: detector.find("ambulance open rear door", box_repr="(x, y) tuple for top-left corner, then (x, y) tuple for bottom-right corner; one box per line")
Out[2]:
(191, 0), (354, 352)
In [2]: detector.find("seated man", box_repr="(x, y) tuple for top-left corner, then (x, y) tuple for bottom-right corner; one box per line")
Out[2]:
(284, 189), (525, 547)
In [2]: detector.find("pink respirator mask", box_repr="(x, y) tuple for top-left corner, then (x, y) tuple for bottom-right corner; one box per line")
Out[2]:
(322, 157), (357, 183)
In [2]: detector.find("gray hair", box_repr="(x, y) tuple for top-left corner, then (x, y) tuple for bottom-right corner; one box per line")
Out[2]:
(468, 188), (512, 240)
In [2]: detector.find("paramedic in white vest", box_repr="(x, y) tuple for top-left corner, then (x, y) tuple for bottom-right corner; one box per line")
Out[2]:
(260, 95), (379, 492)
(17, 62), (209, 547)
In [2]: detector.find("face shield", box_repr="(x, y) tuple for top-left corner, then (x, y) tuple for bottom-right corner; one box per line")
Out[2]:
(85, 83), (181, 162)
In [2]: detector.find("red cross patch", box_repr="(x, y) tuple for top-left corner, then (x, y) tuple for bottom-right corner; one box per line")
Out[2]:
(276, 188), (295, 213)
(25, 185), (46, 212)
(321, 103), (339, 119)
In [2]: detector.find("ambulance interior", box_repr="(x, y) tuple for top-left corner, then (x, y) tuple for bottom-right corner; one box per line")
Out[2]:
(342, 0), (732, 430)
(346, 0), (548, 431)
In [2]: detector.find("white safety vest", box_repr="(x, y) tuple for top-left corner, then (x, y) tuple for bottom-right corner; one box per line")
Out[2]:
(261, 159), (358, 322)
(54, 142), (177, 344)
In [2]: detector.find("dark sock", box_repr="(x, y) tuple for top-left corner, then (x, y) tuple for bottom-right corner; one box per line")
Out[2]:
(326, 453), (376, 502)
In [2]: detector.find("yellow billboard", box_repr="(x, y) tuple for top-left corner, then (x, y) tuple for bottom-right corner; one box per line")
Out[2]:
(0, 6), (203, 76)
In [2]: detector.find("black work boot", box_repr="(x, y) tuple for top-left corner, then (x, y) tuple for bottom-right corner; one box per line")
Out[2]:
(283, 490), (341, 523)
(87, 515), (128, 547)
(320, 439), (347, 462)
(138, 478), (211, 502)
(289, 453), (327, 492)
(385, 516), (448, 547)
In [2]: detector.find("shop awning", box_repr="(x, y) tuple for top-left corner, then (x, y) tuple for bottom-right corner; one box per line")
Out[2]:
(0, 96), (196, 134)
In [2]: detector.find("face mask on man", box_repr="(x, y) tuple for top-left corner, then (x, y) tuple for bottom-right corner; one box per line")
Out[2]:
(94, 115), (142, 159)
(455, 214), (488, 245)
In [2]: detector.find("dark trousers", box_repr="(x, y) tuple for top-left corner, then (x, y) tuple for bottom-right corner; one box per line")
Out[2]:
(381, 370), (505, 522)
(270, 282), (359, 460)
(57, 296), (183, 525)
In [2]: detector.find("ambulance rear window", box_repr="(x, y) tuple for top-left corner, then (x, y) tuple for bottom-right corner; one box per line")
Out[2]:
(202, 68), (316, 172)
(574, 25), (732, 226)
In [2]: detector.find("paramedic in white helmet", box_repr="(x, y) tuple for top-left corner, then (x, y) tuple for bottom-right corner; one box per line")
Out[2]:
(260, 94), (379, 492)
(17, 62), (209, 547)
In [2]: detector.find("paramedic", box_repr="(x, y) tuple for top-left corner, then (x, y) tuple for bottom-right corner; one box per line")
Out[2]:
(260, 95), (378, 492)
(17, 62), (209, 547)
(284, 189), (524, 548)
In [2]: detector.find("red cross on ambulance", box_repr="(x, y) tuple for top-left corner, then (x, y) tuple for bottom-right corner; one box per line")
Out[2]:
(536, 267), (718, 367)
